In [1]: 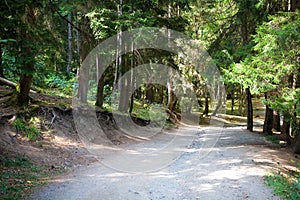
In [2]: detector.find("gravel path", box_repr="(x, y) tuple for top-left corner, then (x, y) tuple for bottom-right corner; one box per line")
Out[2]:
(31, 126), (281, 200)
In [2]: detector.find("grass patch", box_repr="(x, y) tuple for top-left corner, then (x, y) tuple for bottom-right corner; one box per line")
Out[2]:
(12, 118), (41, 141)
(265, 164), (300, 200)
(264, 135), (280, 144)
(0, 155), (50, 200)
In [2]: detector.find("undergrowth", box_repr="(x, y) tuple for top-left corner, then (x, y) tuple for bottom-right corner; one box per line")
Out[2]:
(265, 163), (300, 200)
(264, 135), (280, 145)
(0, 156), (49, 200)
(12, 118), (40, 141)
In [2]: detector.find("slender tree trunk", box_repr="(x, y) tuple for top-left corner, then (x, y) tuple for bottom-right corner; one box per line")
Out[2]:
(95, 53), (106, 108)
(246, 87), (253, 132)
(238, 86), (245, 116)
(118, 55), (130, 112)
(67, 12), (72, 74)
(129, 41), (135, 114)
(156, 85), (164, 104)
(263, 93), (273, 135)
(291, 66), (300, 135)
(231, 90), (234, 114)
(0, 43), (4, 78)
(96, 75), (105, 108)
(212, 84), (222, 116)
(146, 84), (154, 104)
(75, 11), (80, 70)
(114, 0), (123, 90)
(203, 87), (209, 115)
(273, 110), (281, 131)
(129, 93), (134, 114)
(167, 82), (173, 111)
(282, 112), (292, 145)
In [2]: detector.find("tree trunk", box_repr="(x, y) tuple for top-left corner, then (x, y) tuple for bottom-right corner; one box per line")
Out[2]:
(203, 87), (209, 115)
(17, 4), (36, 107)
(293, 129), (300, 154)
(18, 67), (34, 106)
(263, 93), (273, 135)
(67, 12), (72, 74)
(238, 86), (246, 116)
(118, 53), (130, 112)
(291, 66), (300, 135)
(96, 75), (105, 108)
(273, 110), (281, 132)
(146, 84), (154, 104)
(75, 11), (80, 70)
(291, 0), (300, 11)
(245, 87), (253, 132)
(231, 90), (234, 114)
(77, 15), (92, 103)
(212, 84), (223, 116)
(129, 93), (134, 114)
(282, 112), (292, 145)
(156, 85), (164, 104)
(18, 38), (34, 106)
(0, 43), (4, 78)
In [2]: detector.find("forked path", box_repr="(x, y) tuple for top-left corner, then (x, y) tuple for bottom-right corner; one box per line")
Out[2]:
(32, 126), (282, 200)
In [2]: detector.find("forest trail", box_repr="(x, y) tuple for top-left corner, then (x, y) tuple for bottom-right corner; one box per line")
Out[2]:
(31, 125), (287, 200)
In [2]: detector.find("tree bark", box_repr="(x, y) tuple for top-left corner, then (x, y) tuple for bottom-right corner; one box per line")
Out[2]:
(96, 75), (105, 108)
(263, 93), (273, 135)
(212, 84), (223, 116)
(118, 51), (130, 112)
(291, 0), (300, 11)
(146, 84), (154, 104)
(17, 4), (36, 106)
(77, 14), (92, 103)
(293, 129), (300, 154)
(67, 12), (72, 74)
(273, 110), (281, 132)
(0, 43), (4, 78)
(282, 112), (292, 145)
(231, 90), (234, 114)
(245, 87), (253, 132)
(203, 87), (209, 115)
(18, 68), (34, 106)
(156, 85), (164, 104)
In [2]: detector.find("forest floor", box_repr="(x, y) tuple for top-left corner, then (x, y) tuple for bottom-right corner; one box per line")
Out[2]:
(30, 125), (300, 200)
(0, 85), (299, 199)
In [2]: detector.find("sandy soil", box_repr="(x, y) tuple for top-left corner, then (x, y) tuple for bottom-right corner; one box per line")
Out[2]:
(31, 125), (299, 200)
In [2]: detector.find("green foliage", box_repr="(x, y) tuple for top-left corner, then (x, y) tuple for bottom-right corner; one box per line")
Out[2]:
(0, 156), (48, 200)
(264, 135), (280, 144)
(266, 166), (300, 200)
(12, 118), (27, 133)
(12, 118), (40, 141)
(223, 11), (300, 121)
(131, 101), (167, 123)
(44, 73), (75, 96)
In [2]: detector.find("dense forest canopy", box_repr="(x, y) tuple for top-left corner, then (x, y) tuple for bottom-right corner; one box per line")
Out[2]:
(0, 0), (299, 150)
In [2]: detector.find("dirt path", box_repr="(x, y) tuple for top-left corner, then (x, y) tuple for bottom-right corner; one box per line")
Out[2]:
(31, 126), (283, 200)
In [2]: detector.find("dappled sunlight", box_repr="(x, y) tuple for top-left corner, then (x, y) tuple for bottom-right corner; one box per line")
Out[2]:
(32, 126), (295, 199)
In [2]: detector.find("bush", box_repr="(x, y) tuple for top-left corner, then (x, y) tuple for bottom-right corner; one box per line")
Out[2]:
(44, 73), (75, 95)
(12, 118), (40, 141)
